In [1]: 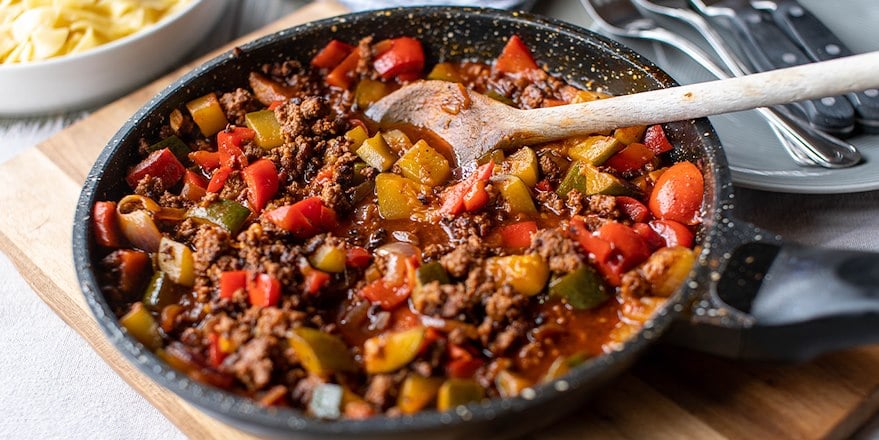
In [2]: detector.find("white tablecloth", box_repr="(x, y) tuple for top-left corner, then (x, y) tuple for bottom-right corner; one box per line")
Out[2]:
(1, 0), (877, 438)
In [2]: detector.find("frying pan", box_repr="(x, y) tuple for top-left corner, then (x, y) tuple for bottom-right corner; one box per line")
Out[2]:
(71, 6), (879, 439)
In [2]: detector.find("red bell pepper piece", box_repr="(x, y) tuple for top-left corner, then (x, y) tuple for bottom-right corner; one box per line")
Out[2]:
(390, 305), (422, 331)
(181, 170), (208, 202)
(500, 221), (538, 248)
(359, 279), (410, 310)
(440, 161), (495, 215)
(605, 142), (655, 173)
(632, 222), (665, 251)
(615, 196), (650, 223)
(189, 150), (221, 171)
(303, 269), (331, 295)
(206, 166), (233, 193)
(325, 49), (360, 89)
(597, 222), (650, 271)
(113, 249), (150, 294)
(220, 271), (248, 300)
(462, 180), (489, 212)
(264, 197), (336, 239)
(217, 127), (254, 168)
(648, 161), (704, 225)
(534, 179), (553, 193)
(248, 273), (281, 307)
(373, 37), (425, 80)
(125, 147), (185, 189)
(446, 344), (484, 379)
(643, 124), (674, 155)
(242, 159), (279, 212)
(93, 201), (124, 247)
(345, 246), (372, 269)
(208, 333), (226, 368)
(495, 35), (539, 74)
(267, 100), (285, 111)
(649, 219), (695, 248)
(311, 39), (354, 69)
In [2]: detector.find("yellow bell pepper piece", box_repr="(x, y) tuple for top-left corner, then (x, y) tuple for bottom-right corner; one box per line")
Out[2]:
(613, 125), (647, 145)
(427, 62), (463, 83)
(244, 110), (284, 149)
(185, 92), (228, 137)
(356, 133), (396, 171)
(309, 243), (347, 273)
(484, 254), (549, 296)
(437, 379), (484, 412)
(345, 125), (369, 151)
(354, 79), (390, 109)
(504, 147), (539, 187)
(375, 173), (427, 220)
(288, 327), (356, 376)
(157, 237), (195, 287)
(643, 246), (696, 297)
(398, 374), (443, 414)
(492, 174), (536, 214)
(396, 139), (451, 187)
(567, 135), (623, 165)
(381, 129), (412, 153)
(119, 302), (162, 350)
(363, 327), (425, 374)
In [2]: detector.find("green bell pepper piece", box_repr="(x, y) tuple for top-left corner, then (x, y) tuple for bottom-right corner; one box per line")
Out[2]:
(186, 199), (251, 234)
(549, 265), (609, 310)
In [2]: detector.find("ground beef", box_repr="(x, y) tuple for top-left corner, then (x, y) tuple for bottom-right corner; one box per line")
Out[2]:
(518, 83), (546, 109)
(133, 175), (165, 200)
(229, 337), (275, 390)
(620, 269), (649, 298)
(364, 374), (395, 408)
(528, 228), (583, 273)
(220, 88), (260, 126)
(439, 235), (487, 278)
(538, 152), (564, 184)
(193, 225), (232, 274)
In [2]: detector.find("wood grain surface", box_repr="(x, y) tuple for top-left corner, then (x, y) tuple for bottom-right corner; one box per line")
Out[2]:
(1, 2), (877, 439)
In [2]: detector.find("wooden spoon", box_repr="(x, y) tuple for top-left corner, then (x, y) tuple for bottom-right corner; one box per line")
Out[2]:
(366, 51), (879, 168)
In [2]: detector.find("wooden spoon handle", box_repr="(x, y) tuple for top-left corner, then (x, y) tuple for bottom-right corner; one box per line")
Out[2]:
(516, 51), (879, 140)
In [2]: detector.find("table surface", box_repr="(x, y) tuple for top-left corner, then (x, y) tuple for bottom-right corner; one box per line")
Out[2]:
(1, 1), (877, 439)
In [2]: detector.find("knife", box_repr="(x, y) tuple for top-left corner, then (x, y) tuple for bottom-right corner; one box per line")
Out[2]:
(689, 0), (856, 137)
(752, 0), (879, 133)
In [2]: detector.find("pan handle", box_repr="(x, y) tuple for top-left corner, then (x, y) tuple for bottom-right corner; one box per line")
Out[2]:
(664, 220), (879, 361)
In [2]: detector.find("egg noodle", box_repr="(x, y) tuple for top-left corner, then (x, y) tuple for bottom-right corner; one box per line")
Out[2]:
(0, 0), (193, 64)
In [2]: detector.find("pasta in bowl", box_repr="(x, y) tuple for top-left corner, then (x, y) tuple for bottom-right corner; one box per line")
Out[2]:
(0, 0), (226, 115)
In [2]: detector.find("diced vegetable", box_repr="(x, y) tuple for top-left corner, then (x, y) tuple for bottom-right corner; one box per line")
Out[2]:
(326, 49), (360, 89)
(189, 150), (221, 172)
(633, 222), (665, 251)
(265, 197), (338, 239)
(437, 379), (484, 411)
(242, 159), (279, 212)
(125, 147), (185, 189)
(549, 265), (608, 310)
(119, 302), (161, 350)
(613, 125), (647, 145)
(567, 135), (623, 166)
(642, 246), (696, 297)
(381, 129), (412, 153)
(649, 219), (694, 248)
(396, 139), (451, 187)
(311, 39), (354, 69)
(484, 254), (549, 296)
(374, 173), (427, 220)
(556, 161), (634, 198)
(180, 170), (208, 202)
(289, 327), (356, 376)
(249, 72), (295, 106)
(157, 237), (195, 287)
(186, 92), (228, 137)
(373, 37), (425, 80)
(106, 249), (150, 295)
(440, 161), (494, 215)
(446, 345), (483, 379)
(492, 174), (536, 214)
(208, 333), (228, 368)
(309, 383), (343, 420)
(356, 133), (396, 171)
(504, 146), (539, 187)
(93, 201), (124, 248)
(303, 268), (331, 294)
(117, 195), (162, 253)
(217, 126), (254, 168)
(143, 271), (179, 311)
(345, 125), (369, 151)
(572, 90), (610, 103)
(495, 370), (531, 398)
(398, 374), (443, 414)
(477, 149), (505, 166)
(494, 35), (538, 74)
(605, 142), (655, 173)
(146, 135), (191, 163)
(648, 161), (703, 225)
(643, 124), (674, 154)
(346, 247), (371, 269)
(500, 221), (538, 248)
(206, 166), (232, 193)
(363, 327), (425, 374)
(415, 262), (450, 288)
(354, 79), (390, 109)
(220, 270), (248, 300)
(597, 222), (650, 271)
(248, 273), (281, 307)
(310, 243), (347, 273)
(244, 110), (284, 149)
(186, 199), (251, 234)
(427, 62), (463, 82)
(359, 279), (411, 310)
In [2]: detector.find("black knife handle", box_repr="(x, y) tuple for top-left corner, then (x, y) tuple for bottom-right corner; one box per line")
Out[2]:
(770, 0), (879, 132)
(724, 7), (855, 135)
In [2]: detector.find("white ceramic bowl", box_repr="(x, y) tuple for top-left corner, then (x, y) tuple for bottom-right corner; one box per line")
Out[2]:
(0, 0), (227, 116)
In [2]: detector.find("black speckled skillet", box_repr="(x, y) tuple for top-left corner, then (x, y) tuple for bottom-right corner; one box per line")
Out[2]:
(71, 7), (879, 439)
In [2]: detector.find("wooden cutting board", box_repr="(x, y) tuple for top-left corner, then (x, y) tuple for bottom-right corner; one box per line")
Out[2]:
(1, 2), (877, 439)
